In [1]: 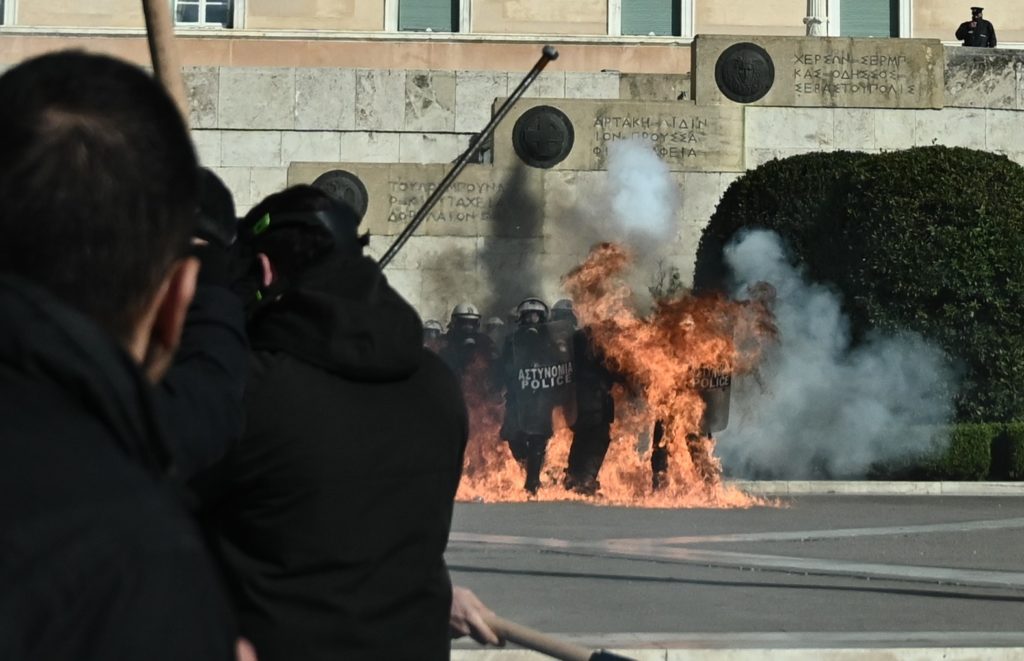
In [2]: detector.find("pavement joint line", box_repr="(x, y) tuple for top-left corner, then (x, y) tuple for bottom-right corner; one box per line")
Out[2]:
(449, 532), (1024, 592)
(604, 516), (1024, 545)
(452, 631), (1024, 649)
(731, 480), (1024, 496)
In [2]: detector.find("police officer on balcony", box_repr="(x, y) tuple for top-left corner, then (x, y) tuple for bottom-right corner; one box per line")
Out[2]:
(956, 7), (997, 48)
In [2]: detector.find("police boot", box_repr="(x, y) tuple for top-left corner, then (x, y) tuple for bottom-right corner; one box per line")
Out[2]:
(651, 441), (669, 492)
(524, 451), (544, 495)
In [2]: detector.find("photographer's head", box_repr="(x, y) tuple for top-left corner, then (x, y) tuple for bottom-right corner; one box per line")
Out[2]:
(0, 51), (200, 381)
(239, 185), (365, 288)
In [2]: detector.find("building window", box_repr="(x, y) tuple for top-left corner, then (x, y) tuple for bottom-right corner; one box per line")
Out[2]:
(399, 0), (458, 32)
(174, 0), (233, 27)
(621, 0), (679, 36)
(840, 0), (898, 37)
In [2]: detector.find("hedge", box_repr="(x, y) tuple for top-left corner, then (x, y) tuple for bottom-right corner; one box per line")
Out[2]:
(869, 423), (994, 480)
(990, 422), (1024, 479)
(694, 146), (1024, 422)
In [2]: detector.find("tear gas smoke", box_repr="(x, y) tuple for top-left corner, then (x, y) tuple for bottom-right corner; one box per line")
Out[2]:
(717, 229), (955, 479)
(607, 139), (679, 248)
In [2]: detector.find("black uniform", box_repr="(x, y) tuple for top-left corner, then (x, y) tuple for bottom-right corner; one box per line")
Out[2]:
(0, 276), (237, 661)
(201, 255), (468, 661)
(956, 18), (997, 47)
(439, 329), (497, 377)
(564, 328), (615, 494)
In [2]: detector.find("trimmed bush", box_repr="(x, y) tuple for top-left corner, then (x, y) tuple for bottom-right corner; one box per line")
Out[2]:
(925, 423), (995, 480)
(694, 146), (1024, 422)
(991, 421), (1024, 480)
(867, 424), (993, 480)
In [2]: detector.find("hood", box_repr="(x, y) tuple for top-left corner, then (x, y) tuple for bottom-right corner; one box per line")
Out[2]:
(0, 276), (172, 475)
(248, 255), (424, 381)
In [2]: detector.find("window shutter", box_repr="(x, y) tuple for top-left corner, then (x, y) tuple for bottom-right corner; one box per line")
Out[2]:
(399, 0), (458, 32)
(840, 0), (898, 37)
(622, 0), (677, 36)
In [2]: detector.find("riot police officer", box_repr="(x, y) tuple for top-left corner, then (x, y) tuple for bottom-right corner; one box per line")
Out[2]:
(500, 297), (576, 494)
(439, 301), (496, 376)
(554, 299), (617, 496)
(484, 316), (506, 348)
(423, 319), (445, 353)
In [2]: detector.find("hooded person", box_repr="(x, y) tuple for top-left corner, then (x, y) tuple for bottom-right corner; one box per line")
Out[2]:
(197, 184), (497, 660)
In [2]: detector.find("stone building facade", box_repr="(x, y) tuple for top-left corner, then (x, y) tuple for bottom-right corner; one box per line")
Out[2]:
(0, 5), (1022, 321)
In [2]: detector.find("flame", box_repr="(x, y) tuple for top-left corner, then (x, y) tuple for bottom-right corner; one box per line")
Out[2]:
(456, 243), (776, 508)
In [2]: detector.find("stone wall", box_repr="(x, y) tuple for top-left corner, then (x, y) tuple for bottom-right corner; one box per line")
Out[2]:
(186, 40), (1024, 323)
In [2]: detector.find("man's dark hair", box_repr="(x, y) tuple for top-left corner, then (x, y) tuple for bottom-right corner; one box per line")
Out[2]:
(240, 185), (363, 279)
(0, 50), (198, 341)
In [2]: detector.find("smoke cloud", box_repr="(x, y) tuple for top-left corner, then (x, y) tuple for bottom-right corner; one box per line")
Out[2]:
(476, 139), (683, 319)
(607, 139), (680, 249)
(717, 229), (955, 479)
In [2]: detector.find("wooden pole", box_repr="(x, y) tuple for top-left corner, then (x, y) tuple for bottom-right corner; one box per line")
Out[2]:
(141, 0), (190, 125)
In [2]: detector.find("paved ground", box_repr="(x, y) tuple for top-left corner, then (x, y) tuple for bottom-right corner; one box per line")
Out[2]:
(447, 495), (1024, 654)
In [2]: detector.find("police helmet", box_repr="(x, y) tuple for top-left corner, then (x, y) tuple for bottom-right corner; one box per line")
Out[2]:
(424, 319), (445, 333)
(484, 316), (505, 330)
(450, 302), (481, 322)
(550, 298), (577, 324)
(516, 296), (549, 324)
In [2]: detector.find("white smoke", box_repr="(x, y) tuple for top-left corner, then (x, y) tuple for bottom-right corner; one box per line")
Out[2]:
(717, 229), (955, 479)
(607, 139), (679, 245)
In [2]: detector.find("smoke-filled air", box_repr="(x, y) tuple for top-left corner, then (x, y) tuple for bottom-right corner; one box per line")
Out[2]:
(716, 229), (956, 479)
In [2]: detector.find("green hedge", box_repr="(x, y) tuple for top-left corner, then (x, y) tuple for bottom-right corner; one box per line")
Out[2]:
(990, 422), (1024, 479)
(868, 423), (993, 480)
(694, 146), (1024, 422)
(928, 423), (994, 480)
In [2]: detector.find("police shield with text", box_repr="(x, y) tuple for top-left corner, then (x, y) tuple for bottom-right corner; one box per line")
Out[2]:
(500, 297), (576, 494)
(554, 300), (618, 496)
(651, 314), (732, 490)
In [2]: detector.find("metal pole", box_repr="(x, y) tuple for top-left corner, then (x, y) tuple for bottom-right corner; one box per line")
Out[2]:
(378, 45), (559, 269)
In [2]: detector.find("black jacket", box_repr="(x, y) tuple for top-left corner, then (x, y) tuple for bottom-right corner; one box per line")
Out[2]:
(956, 19), (997, 47)
(202, 255), (468, 661)
(0, 277), (236, 660)
(159, 278), (248, 480)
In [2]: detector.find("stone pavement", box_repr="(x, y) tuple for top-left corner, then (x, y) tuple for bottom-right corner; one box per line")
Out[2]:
(447, 489), (1024, 659)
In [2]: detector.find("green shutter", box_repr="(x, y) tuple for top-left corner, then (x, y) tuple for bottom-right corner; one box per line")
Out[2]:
(841, 0), (898, 37)
(399, 0), (458, 32)
(621, 0), (678, 37)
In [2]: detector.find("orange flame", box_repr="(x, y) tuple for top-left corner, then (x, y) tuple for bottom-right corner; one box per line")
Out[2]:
(455, 243), (775, 508)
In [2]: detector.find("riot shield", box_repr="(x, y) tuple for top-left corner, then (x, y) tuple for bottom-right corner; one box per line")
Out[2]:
(690, 364), (732, 433)
(509, 319), (577, 435)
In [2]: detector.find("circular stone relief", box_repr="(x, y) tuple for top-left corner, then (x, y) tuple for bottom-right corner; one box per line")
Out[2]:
(311, 169), (369, 219)
(512, 105), (575, 169)
(715, 42), (775, 104)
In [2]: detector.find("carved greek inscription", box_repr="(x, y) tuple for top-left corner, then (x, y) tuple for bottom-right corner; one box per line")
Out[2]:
(591, 114), (714, 163)
(386, 180), (505, 224)
(791, 52), (915, 97)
